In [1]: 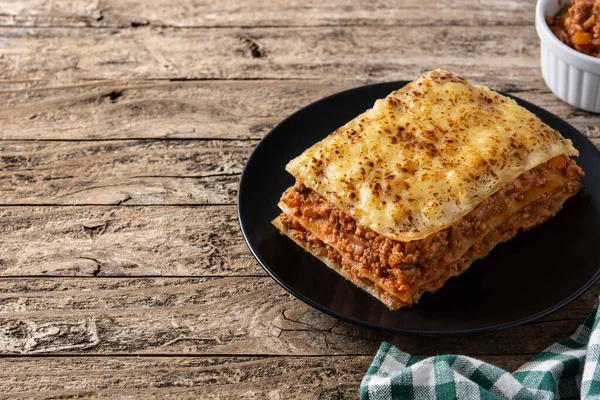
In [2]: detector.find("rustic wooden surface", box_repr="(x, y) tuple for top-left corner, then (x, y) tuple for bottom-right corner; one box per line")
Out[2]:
(0, 0), (599, 398)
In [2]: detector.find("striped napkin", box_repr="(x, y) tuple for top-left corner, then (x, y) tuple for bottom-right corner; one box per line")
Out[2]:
(361, 298), (600, 399)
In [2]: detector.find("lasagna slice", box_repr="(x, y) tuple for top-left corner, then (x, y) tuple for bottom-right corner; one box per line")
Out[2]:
(272, 69), (584, 310)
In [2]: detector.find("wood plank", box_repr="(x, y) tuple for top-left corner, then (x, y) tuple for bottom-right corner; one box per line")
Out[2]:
(0, 80), (346, 140)
(0, 0), (535, 28)
(0, 140), (251, 204)
(0, 80), (599, 141)
(0, 26), (543, 82)
(0, 354), (532, 399)
(0, 356), (368, 399)
(0, 206), (261, 276)
(0, 277), (597, 357)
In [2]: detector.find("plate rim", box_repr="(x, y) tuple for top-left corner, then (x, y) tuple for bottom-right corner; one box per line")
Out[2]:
(237, 80), (600, 336)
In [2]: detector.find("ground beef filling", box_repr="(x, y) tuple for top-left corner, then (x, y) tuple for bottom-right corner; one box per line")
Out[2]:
(280, 179), (581, 303)
(547, 0), (600, 57)
(280, 214), (371, 286)
(416, 179), (583, 298)
(281, 156), (582, 270)
(280, 213), (403, 307)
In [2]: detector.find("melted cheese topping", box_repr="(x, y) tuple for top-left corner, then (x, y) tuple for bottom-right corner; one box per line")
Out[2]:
(285, 69), (578, 241)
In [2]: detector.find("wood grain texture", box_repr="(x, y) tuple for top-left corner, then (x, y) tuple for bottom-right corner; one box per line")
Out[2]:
(0, 26), (543, 82)
(0, 354), (533, 399)
(0, 140), (250, 204)
(0, 80), (598, 141)
(0, 206), (260, 276)
(0, 356), (369, 399)
(0, 0), (534, 28)
(0, 277), (597, 359)
(1, 0), (599, 397)
(0, 80), (346, 140)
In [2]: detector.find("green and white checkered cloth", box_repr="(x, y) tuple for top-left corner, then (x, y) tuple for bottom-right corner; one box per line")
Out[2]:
(361, 298), (600, 399)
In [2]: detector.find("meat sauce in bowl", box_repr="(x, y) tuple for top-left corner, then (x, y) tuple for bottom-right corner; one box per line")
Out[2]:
(546, 0), (600, 57)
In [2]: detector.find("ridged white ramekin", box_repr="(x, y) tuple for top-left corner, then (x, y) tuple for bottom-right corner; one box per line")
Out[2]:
(536, 0), (600, 113)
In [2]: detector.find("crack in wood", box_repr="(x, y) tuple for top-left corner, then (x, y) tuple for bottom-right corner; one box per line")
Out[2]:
(0, 353), (376, 358)
(128, 172), (240, 179)
(237, 35), (265, 58)
(272, 309), (340, 335)
(165, 77), (311, 82)
(116, 194), (132, 205)
(0, 18), (536, 30)
(0, 138), (260, 142)
(328, 320), (340, 334)
(0, 274), (268, 279)
(82, 222), (108, 239)
(323, 334), (333, 351)
(74, 257), (103, 276)
(44, 175), (76, 181)
(53, 184), (131, 200)
(280, 310), (335, 331)
(0, 203), (237, 207)
(130, 20), (149, 28)
(107, 90), (123, 103)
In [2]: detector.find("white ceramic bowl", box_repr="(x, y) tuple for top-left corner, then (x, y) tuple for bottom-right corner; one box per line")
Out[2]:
(536, 0), (600, 113)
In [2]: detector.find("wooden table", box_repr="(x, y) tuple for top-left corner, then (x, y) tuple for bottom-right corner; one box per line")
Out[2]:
(0, 1), (599, 398)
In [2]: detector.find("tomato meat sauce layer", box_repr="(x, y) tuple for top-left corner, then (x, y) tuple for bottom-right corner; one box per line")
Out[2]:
(547, 0), (600, 57)
(279, 156), (582, 303)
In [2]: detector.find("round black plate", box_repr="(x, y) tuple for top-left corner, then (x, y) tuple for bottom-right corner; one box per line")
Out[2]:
(237, 81), (600, 335)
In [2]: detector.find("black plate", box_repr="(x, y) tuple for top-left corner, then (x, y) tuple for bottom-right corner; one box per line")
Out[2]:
(237, 81), (600, 335)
